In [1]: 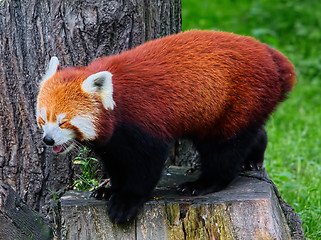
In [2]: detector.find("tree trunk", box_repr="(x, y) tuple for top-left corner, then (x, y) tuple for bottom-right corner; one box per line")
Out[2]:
(0, 0), (181, 217)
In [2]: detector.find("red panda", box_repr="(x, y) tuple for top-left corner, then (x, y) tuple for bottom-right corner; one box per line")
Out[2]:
(36, 30), (295, 223)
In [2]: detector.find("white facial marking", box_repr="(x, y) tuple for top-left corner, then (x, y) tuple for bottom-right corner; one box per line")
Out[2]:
(36, 104), (40, 119)
(57, 113), (66, 124)
(42, 56), (59, 83)
(41, 107), (47, 120)
(82, 71), (115, 110)
(43, 122), (74, 146)
(70, 115), (97, 140)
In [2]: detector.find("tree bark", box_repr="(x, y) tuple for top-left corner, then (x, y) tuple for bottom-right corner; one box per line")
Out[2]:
(0, 0), (181, 217)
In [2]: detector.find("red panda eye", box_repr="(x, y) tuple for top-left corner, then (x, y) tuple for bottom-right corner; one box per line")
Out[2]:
(58, 120), (70, 127)
(59, 121), (67, 127)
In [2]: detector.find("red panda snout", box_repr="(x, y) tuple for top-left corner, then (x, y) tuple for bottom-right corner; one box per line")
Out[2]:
(40, 120), (76, 154)
(43, 135), (55, 146)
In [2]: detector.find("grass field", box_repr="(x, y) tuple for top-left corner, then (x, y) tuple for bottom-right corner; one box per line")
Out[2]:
(182, 0), (321, 238)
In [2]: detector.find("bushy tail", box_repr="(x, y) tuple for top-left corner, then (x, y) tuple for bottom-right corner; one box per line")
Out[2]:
(267, 46), (296, 99)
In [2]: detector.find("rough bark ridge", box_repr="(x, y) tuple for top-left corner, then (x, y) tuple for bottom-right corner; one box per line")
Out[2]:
(0, 0), (181, 216)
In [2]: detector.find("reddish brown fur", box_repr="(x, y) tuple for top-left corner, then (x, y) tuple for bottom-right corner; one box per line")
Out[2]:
(38, 30), (295, 141)
(89, 30), (295, 139)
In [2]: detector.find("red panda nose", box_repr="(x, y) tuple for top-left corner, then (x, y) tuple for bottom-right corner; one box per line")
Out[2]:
(43, 136), (55, 146)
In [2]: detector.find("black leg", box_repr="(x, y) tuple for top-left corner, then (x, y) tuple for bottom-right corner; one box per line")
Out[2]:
(178, 125), (266, 196)
(92, 124), (169, 223)
(242, 126), (267, 171)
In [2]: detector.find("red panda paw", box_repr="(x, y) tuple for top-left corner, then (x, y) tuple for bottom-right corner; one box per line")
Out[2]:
(242, 161), (263, 171)
(91, 187), (114, 200)
(177, 180), (227, 196)
(107, 192), (148, 223)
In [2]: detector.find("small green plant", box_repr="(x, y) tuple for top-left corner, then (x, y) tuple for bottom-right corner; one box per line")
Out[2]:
(48, 189), (58, 201)
(73, 147), (101, 191)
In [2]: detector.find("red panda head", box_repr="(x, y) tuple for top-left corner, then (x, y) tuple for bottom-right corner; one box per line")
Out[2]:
(36, 57), (115, 154)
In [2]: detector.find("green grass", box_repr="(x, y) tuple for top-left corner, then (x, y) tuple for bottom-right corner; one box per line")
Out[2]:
(182, 0), (321, 238)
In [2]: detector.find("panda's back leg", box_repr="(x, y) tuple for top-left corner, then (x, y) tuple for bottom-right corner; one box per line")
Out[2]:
(242, 126), (267, 171)
(178, 125), (266, 196)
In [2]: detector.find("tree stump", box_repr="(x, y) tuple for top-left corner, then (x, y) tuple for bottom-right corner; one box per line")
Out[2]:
(59, 167), (304, 240)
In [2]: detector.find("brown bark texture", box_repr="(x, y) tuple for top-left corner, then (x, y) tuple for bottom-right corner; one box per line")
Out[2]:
(0, 0), (181, 216)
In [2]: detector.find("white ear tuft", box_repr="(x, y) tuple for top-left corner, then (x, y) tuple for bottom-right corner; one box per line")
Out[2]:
(82, 71), (115, 110)
(42, 56), (59, 83)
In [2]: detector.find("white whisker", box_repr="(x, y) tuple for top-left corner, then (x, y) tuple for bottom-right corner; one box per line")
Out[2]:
(73, 140), (84, 151)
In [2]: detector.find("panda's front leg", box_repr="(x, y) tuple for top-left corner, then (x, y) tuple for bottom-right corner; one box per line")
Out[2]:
(96, 124), (169, 223)
(105, 158), (160, 224)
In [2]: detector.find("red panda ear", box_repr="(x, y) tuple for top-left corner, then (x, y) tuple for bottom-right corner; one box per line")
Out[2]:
(41, 56), (59, 83)
(82, 71), (115, 110)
